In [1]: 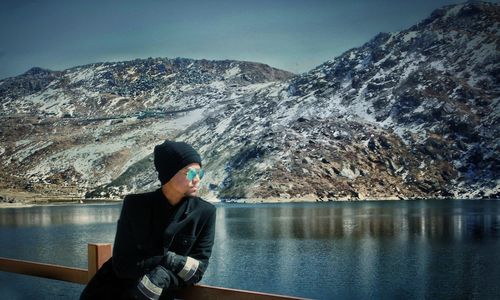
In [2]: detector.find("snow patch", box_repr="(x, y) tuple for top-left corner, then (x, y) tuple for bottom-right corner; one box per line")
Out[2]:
(67, 68), (96, 84)
(15, 139), (32, 147)
(241, 82), (275, 93)
(14, 141), (53, 163)
(109, 96), (128, 107)
(413, 105), (425, 113)
(224, 66), (241, 79)
(341, 73), (352, 89)
(443, 4), (464, 19)
(94, 65), (107, 72)
(143, 94), (161, 107)
(26, 138), (138, 185)
(354, 52), (372, 71)
(167, 108), (206, 129)
(215, 117), (232, 135)
(429, 60), (446, 71)
(392, 123), (428, 142)
(209, 81), (227, 91)
(399, 55), (426, 82)
(402, 31), (418, 43)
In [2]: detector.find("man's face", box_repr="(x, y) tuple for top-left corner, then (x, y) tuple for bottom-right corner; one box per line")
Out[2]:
(169, 163), (202, 197)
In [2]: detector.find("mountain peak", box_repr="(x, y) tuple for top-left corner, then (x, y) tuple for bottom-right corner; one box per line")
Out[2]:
(412, 1), (499, 30)
(22, 67), (54, 77)
(1, 2), (498, 201)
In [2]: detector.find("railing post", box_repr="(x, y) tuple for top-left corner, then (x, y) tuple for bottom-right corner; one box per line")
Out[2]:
(87, 243), (112, 281)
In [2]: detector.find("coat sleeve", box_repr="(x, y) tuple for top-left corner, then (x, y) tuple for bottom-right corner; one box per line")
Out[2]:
(162, 205), (217, 292)
(112, 196), (163, 279)
(189, 205), (217, 267)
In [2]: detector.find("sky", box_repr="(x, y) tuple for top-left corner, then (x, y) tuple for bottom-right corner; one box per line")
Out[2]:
(0, 0), (497, 79)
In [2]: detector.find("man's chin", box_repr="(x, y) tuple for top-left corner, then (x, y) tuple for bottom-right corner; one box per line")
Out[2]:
(186, 189), (198, 196)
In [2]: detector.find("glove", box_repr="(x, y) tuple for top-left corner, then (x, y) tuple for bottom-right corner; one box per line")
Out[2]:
(134, 265), (170, 300)
(161, 251), (206, 284)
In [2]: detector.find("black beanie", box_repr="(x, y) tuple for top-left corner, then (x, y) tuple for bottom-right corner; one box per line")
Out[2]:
(154, 140), (202, 185)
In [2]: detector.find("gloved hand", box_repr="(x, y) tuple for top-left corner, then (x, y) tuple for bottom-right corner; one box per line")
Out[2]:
(134, 265), (170, 300)
(161, 251), (206, 284)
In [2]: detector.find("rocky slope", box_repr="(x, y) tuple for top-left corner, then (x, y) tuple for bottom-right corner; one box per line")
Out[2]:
(0, 59), (293, 198)
(0, 2), (498, 201)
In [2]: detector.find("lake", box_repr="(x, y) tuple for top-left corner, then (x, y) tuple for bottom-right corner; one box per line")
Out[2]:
(0, 200), (499, 299)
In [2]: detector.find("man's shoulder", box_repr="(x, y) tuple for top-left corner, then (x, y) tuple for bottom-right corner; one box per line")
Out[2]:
(124, 190), (158, 200)
(189, 196), (216, 213)
(122, 190), (160, 208)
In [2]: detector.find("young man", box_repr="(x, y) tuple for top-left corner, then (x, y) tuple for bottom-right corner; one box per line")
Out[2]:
(80, 140), (216, 300)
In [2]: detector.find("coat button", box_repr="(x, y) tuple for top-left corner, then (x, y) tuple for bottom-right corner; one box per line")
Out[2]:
(182, 239), (188, 245)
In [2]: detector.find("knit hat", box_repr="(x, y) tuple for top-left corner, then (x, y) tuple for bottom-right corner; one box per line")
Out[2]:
(154, 140), (202, 185)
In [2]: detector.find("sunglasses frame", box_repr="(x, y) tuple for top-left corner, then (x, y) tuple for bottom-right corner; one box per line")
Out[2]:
(186, 168), (205, 181)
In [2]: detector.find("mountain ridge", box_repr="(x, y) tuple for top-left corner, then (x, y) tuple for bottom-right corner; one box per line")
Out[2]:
(1, 1), (498, 202)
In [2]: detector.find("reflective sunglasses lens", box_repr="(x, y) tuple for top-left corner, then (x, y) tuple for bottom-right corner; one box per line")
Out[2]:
(187, 169), (197, 181)
(186, 168), (204, 181)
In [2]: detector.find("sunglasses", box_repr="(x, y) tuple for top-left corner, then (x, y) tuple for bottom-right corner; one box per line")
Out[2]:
(186, 168), (205, 181)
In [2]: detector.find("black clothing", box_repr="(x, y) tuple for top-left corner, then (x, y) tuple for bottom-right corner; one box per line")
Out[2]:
(80, 189), (216, 300)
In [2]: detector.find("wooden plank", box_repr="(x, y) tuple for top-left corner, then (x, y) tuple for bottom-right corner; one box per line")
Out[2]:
(0, 257), (88, 284)
(176, 284), (309, 300)
(1, 243), (308, 299)
(87, 243), (112, 281)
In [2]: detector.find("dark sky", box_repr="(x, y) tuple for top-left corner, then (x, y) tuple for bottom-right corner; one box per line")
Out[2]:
(0, 0), (496, 79)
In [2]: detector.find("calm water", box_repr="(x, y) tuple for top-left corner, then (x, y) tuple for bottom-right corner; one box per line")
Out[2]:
(1, 200), (500, 299)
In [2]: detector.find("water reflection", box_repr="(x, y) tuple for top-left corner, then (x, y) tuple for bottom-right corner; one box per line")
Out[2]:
(207, 200), (500, 299)
(0, 204), (121, 227)
(216, 201), (500, 241)
(3, 200), (497, 239)
(1, 200), (499, 299)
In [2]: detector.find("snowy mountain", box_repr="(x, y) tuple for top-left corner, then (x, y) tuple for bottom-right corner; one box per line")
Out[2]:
(1, 2), (498, 201)
(0, 59), (293, 199)
(0, 58), (292, 117)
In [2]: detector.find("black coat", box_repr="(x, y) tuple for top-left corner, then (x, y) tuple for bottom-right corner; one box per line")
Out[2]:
(80, 189), (216, 299)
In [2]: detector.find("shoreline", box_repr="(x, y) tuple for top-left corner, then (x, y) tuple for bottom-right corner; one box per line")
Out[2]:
(2, 196), (498, 208)
(0, 199), (122, 208)
(1, 188), (498, 208)
(219, 197), (500, 204)
(0, 188), (126, 208)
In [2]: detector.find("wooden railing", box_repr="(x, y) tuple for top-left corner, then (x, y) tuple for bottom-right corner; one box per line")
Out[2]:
(0, 243), (306, 300)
